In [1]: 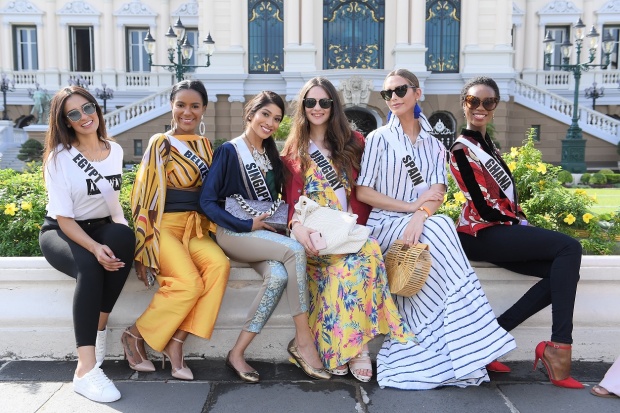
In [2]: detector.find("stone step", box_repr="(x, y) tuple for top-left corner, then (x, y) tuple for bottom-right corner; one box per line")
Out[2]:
(0, 256), (618, 362)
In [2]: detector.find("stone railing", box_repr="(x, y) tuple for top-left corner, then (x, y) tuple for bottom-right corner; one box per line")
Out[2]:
(1, 256), (618, 362)
(103, 87), (173, 136)
(513, 79), (620, 145)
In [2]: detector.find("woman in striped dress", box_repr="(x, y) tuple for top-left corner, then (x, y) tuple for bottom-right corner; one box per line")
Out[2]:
(356, 69), (515, 390)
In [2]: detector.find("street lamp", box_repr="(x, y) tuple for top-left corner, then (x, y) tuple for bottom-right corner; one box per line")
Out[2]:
(68, 75), (89, 89)
(543, 20), (614, 172)
(585, 81), (604, 110)
(1, 74), (15, 121)
(95, 84), (114, 114)
(143, 17), (215, 82)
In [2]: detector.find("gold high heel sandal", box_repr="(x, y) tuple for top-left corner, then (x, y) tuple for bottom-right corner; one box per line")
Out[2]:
(287, 339), (331, 380)
(161, 337), (193, 380)
(225, 351), (260, 384)
(121, 328), (156, 372)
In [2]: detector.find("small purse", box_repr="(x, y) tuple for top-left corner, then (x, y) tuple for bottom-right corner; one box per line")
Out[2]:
(384, 241), (432, 297)
(291, 196), (370, 255)
(225, 194), (288, 232)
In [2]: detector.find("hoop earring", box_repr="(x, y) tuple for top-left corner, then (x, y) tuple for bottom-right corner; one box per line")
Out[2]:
(170, 118), (177, 132)
(199, 116), (206, 136)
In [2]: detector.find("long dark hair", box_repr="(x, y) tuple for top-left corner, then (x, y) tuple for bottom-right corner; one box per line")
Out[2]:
(43, 86), (108, 170)
(282, 77), (362, 182)
(243, 91), (286, 196)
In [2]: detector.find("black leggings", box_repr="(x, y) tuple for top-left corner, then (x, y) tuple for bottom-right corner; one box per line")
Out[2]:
(39, 220), (134, 347)
(458, 225), (581, 344)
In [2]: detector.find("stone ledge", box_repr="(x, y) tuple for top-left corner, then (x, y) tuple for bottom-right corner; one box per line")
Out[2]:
(1, 256), (618, 362)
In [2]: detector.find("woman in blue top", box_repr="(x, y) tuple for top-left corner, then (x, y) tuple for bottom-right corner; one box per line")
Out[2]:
(200, 91), (330, 383)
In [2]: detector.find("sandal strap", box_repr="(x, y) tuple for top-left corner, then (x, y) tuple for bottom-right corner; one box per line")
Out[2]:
(546, 341), (572, 351)
(171, 337), (185, 344)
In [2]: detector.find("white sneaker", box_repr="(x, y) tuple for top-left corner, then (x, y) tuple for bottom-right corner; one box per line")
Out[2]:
(95, 329), (107, 368)
(73, 367), (121, 403)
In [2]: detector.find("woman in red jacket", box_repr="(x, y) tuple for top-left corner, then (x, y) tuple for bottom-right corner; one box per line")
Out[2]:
(281, 77), (413, 383)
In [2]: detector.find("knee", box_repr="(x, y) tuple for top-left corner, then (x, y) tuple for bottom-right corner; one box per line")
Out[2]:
(267, 262), (288, 292)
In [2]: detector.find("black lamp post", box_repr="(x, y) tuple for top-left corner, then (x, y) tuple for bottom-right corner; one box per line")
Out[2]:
(68, 75), (89, 89)
(143, 17), (215, 82)
(95, 84), (114, 114)
(1, 74), (15, 121)
(543, 20), (614, 172)
(584, 81), (604, 110)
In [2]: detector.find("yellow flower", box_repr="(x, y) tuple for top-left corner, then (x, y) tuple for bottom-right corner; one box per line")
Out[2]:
(543, 214), (551, 222)
(4, 203), (17, 216)
(536, 163), (547, 174)
(443, 193), (448, 203)
(574, 189), (586, 196)
(583, 213), (594, 224)
(510, 147), (519, 158)
(538, 180), (545, 189)
(563, 213), (576, 225)
(21, 201), (32, 211)
(590, 194), (597, 202)
(508, 161), (517, 172)
(454, 192), (466, 204)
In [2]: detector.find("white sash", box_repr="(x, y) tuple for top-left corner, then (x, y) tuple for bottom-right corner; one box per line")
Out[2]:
(308, 141), (348, 211)
(230, 136), (273, 202)
(384, 135), (429, 195)
(454, 137), (516, 204)
(165, 133), (210, 182)
(62, 147), (128, 225)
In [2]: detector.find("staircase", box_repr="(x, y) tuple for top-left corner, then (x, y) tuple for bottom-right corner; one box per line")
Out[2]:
(0, 146), (26, 171)
(512, 78), (620, 145)
(104, 86), (173, 137)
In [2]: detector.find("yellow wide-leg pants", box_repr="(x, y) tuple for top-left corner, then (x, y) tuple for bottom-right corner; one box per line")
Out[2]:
(136, 211), (230, 351)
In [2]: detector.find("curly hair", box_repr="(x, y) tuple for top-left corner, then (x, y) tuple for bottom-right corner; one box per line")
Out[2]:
(282, 77), (362, 183)
(460, 76), (500, 104)
(43, 86), (109, 170)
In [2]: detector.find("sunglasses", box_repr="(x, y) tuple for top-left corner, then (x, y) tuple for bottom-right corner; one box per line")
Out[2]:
(66, 102), (97, 122)
(380, 84), (417, 101)
(464, 95), (499, 111)
(303, 98), (333, 109)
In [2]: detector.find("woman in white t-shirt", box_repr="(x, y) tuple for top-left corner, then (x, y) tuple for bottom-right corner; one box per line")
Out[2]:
(39, 86), (134, 403)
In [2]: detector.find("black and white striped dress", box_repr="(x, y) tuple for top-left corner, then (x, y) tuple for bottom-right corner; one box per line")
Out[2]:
(357, 114), (516, 390)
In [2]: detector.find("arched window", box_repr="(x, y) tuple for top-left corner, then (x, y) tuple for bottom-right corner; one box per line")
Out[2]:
(248, 0), (284, 73)
(323, 0), (384, 69)
(425, 0), (460, 73)
(428, 111), (457, 149)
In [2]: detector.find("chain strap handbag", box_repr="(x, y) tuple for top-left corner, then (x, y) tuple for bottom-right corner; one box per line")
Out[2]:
(225, 194), (288, 232)
(385, 240), (432, 297)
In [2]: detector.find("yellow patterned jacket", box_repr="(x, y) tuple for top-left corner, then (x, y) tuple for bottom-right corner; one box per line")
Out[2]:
(131, 133), (215, 271)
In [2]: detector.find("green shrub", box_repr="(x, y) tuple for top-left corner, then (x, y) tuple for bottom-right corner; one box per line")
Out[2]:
(272, 115), (291, 141)
(0, 165), (136, 257)
(580, 173), (591, 184)
(599, 168), (615, 175)
(557, 170), (573, 185)
(17, 139), (44, 162)
(605, 174), (620, 184)
(590, 172), (607, 185)
(212, 138), (227, 151)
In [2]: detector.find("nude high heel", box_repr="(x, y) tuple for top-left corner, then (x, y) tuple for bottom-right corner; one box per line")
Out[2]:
(533, 341), (583, 389)
(121, 328), (155, 372)
(162, 337), (193, 381)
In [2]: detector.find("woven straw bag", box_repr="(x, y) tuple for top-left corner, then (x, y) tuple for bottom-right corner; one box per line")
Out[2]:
(385, 240), (432, 297)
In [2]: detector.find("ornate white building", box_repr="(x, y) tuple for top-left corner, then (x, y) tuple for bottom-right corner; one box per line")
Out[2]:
(0, 0), (619, 168)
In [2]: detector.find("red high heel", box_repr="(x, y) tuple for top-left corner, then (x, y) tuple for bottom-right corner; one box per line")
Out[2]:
(533, 341), (583, 389)
(486, 360), (511, 373)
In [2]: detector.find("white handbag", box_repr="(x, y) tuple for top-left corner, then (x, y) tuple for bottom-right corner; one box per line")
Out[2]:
(291, 196), (370, 255)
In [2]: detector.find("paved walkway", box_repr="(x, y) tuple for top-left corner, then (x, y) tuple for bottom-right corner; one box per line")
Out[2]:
(0, 360), (617, 413)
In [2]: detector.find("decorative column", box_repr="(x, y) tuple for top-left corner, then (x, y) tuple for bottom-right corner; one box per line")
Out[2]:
(392, 0), (428, 74)
(462, 0), (514, 75)
(284, 0), (316, 72)
(217, 0), (245, 75)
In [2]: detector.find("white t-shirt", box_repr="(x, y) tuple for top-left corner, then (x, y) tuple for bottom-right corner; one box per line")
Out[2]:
(44, 141), (124, 221)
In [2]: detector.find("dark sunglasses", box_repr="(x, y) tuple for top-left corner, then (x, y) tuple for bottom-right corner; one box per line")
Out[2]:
(464, 95), (499, 111)
(380, 84), (416, 101)
(303, 98), (333, 109)
(66, 102), (97, 122)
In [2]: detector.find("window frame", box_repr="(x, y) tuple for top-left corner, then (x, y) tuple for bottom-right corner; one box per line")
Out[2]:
(69, 25), (94, 72)
(13, 25), (39, 71)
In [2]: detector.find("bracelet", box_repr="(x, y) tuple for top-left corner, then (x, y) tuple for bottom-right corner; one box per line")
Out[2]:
(418, 206), (432, 218)
(288, 219), (300, 230)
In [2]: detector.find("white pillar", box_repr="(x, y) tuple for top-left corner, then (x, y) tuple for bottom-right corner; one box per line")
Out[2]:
(300, 0), (313, 45)
(394, 0), (409, 45)
(283, 0), (316, 72)
(102, 0), (115, 72)
(392, 0), (428, 75)
(285, 0), (300, 45)
(45, 0), (57, 70)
